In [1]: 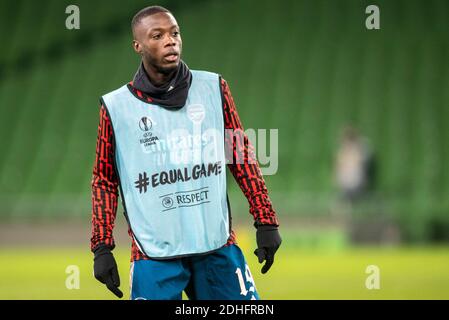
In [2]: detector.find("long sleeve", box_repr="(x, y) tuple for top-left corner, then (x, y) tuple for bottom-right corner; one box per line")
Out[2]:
(90, 105), (119, 252)
(221, 78), (279, 227)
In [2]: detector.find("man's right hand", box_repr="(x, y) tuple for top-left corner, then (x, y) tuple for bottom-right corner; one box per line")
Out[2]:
(93, 245), (123, 298)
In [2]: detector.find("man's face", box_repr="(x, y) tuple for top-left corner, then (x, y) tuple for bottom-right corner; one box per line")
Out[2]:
(132, 12), (182, 74)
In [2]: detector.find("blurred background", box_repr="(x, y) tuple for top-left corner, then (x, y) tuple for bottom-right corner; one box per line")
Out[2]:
(0, 0), (448, 299)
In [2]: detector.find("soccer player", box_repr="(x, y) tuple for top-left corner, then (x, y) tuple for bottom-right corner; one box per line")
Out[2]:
(91, 5), (281, 300)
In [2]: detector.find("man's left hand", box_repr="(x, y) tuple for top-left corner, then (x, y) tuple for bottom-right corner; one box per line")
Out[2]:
(254, 225), (282, 274)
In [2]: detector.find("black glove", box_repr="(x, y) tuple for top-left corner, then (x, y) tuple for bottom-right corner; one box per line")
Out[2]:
(93, 245), (123, 298)
(253, 225), (282, 274)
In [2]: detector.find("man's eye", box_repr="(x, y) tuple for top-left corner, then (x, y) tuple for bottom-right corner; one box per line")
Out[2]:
(152, 34), (161, 40)
(173, 31), (180, 37)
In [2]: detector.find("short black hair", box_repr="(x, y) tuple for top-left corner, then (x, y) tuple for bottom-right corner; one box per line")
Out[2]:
(131, 5), (172, 36)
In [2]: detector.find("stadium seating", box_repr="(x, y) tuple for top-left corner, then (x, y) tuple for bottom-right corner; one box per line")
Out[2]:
(0, 0), (448, 241)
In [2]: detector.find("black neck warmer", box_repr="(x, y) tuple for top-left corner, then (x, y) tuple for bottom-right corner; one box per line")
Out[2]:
(132, 60), (192, 108)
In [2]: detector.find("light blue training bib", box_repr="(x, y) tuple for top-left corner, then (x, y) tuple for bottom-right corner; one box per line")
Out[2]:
(102, 70), (230, 259)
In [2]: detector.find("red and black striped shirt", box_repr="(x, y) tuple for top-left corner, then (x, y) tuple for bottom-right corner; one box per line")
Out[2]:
(91, 78), (279, 261)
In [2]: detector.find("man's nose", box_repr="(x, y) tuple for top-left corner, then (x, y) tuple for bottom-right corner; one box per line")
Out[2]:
(164, 34), (176, 46)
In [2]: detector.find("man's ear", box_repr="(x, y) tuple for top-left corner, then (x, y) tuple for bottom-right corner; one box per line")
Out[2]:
(132, 40), (141, 55)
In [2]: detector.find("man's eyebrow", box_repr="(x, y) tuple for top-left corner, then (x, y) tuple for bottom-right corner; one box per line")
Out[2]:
(147, 25), (179, 33)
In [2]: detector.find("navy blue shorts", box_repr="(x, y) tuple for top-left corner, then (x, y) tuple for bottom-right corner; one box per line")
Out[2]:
(130, 244), (260, 300)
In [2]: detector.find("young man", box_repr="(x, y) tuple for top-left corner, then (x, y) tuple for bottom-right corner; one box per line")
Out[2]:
(91, 5), (281, 300)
